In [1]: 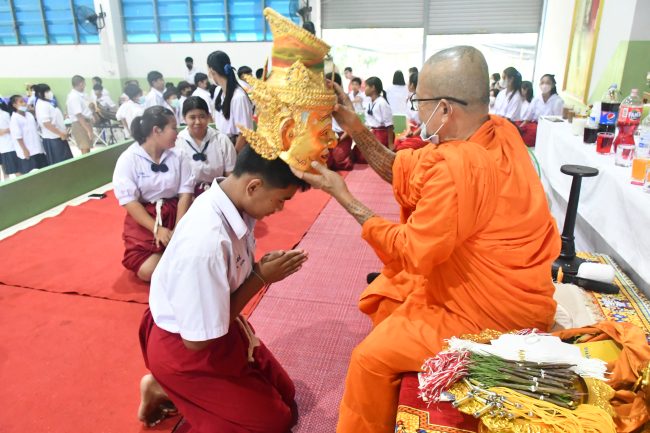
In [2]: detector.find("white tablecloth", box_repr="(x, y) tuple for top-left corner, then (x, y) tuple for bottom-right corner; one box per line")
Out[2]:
(535, 119), (650, 296)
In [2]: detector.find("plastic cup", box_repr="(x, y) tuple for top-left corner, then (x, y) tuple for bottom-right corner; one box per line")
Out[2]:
(596, 132), (614, 154)
(615, 144), (635, 167)
(644, 166), (650, 193)
(571, 117), (586, 136)
(567, 108), (575, 123)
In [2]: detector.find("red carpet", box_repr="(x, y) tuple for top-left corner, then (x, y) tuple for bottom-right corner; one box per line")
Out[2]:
(0, 187), (331, 305)
(0, 284), (173, 433)
(250, 166), (398, 432)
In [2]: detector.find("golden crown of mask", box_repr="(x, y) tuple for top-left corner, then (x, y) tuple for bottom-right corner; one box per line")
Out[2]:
(239, 8), (337, 165)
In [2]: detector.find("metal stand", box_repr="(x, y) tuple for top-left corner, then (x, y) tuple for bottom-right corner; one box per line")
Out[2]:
(551, 164), (599, 278)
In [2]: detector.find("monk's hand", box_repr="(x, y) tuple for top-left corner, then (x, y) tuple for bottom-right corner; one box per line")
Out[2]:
(291, 161), (350, 200)
(154, 227), (173, 248)
(258, 249), (308, 283)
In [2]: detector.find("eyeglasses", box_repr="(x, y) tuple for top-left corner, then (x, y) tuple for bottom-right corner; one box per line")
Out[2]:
(409, 95), (468, 111)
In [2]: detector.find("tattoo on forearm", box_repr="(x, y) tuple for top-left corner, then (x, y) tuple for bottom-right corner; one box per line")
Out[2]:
(342, 196), (376, 226)
(351, 128), (396, 183)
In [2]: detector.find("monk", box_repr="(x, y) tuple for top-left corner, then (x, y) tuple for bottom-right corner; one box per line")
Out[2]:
(292, 46), (561, 433)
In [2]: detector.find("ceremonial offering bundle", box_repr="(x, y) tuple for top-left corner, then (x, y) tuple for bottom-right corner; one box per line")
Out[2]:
(418, 331), (617, 433)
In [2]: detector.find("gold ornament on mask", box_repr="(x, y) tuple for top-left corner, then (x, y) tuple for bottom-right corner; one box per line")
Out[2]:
(238, 8), (337, 171)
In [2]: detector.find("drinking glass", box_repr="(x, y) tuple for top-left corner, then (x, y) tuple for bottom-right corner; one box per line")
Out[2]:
(615, 144), (635, 167)
(596, 132), (614, 154)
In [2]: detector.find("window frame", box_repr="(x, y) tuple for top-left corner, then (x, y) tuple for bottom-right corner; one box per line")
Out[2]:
(120, 0), (300, 44)
(1, 0), (99, 46)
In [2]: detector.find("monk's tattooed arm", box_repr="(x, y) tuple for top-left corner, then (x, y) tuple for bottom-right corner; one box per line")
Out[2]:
(338, 194), (376, 226)
(350, 128), (396, 183)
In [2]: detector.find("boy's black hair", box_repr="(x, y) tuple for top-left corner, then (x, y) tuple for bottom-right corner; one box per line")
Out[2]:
(351, 77), (362, 85)
(147, 70), (164, 86)
(233, 145), (310, 191)
(194, 72), (208, 86)
(325, 72), (342, 86)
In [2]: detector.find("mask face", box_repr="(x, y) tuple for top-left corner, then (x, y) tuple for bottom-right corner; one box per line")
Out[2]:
(45, 91), (54, 100)
(499, 79), (507, 88)
(280, 109), (338, 170)
(18, 105), (28, 112)
(170, 99), (180, 108)
(138, 96), (146, 104)
(540, 84), (552, 94)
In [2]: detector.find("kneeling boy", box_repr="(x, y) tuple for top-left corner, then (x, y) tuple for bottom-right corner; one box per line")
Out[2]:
(138, 145), (309, 433)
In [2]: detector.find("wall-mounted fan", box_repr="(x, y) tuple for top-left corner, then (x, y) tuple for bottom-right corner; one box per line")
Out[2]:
(75, 4), (106, 34)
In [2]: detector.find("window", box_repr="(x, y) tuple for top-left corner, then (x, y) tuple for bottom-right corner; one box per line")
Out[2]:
(121, 0), (301, 43)
(0, 0), (99, 45)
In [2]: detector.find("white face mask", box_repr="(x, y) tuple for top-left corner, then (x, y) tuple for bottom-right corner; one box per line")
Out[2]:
(499, 79), (506, 88)
(18, 105), (28, 112)
(419, 101), (447, 145)
(45, 91), (54, 100)
(540, 84), (552, 95)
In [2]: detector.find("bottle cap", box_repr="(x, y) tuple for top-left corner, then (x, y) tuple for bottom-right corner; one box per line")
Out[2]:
(631, 89), (638, 95)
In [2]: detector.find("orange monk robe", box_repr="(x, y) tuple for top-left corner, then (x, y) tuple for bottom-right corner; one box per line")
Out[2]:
(336, 118), (561, 433)
(359, 115), (561, 328)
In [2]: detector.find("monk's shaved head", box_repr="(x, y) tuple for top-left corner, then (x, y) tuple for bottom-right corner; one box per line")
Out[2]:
(420, 46), (490, 112)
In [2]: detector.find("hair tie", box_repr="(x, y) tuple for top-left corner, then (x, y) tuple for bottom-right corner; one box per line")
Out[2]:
(224, 64), (233, 76)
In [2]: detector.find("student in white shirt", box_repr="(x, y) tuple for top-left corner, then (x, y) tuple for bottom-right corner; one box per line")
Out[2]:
(520, 81), (534, 121)
(92, 76), (112, 99)
(119, 79), (140, 105)
(92, 84), (117, 109)
(8, 95), (48, 174)
(163, 87), (182, 127)
(191, 73), (214, 116)
(177, 81), (193, 124)
(237, 66), (253, 90)
(385, 71), (409, 115)
(208, 50), (254, 152)
(348, 77), (369, 114)
(0, 101), (21, 177)
(363, 76), (394, 160)
(325, 73), (354, 171)
(112, 106), (194, 282)
(184, 57), (199, 84)
(116, 83), (145, 139)
(137, 145), (307, 431)
(177, 96), (236, 195)
(34, 84), (73, 165)
(492, 67), (524, 121)
(521, 74), (565, 123)
(66, 75), (94, 154)
(144, 71), (166, 108)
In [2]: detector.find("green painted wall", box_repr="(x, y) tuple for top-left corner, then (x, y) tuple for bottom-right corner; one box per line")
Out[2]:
(0, 140), (132, 231)
(562, 40), (650, 112)
(620, 41), (650, 97)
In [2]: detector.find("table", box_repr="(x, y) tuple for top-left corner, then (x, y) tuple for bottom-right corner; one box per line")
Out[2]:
(535, 118), (650, 296)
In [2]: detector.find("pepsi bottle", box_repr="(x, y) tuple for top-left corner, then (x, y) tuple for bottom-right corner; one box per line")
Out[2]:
(598, 84), (621, 133)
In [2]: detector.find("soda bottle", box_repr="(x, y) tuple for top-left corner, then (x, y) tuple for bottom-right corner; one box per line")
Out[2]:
(598, 84), (621, 133)
(613, 89), (643, 150)
(631, 114), (650, 185)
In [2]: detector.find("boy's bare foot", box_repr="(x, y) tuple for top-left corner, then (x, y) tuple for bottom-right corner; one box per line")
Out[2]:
(138, 374), (178, 427)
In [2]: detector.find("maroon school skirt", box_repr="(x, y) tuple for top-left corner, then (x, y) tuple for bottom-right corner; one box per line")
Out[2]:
(327, 132), (354, 171)
(122, 198), (178, 273)
(354, 127), (390, 164)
